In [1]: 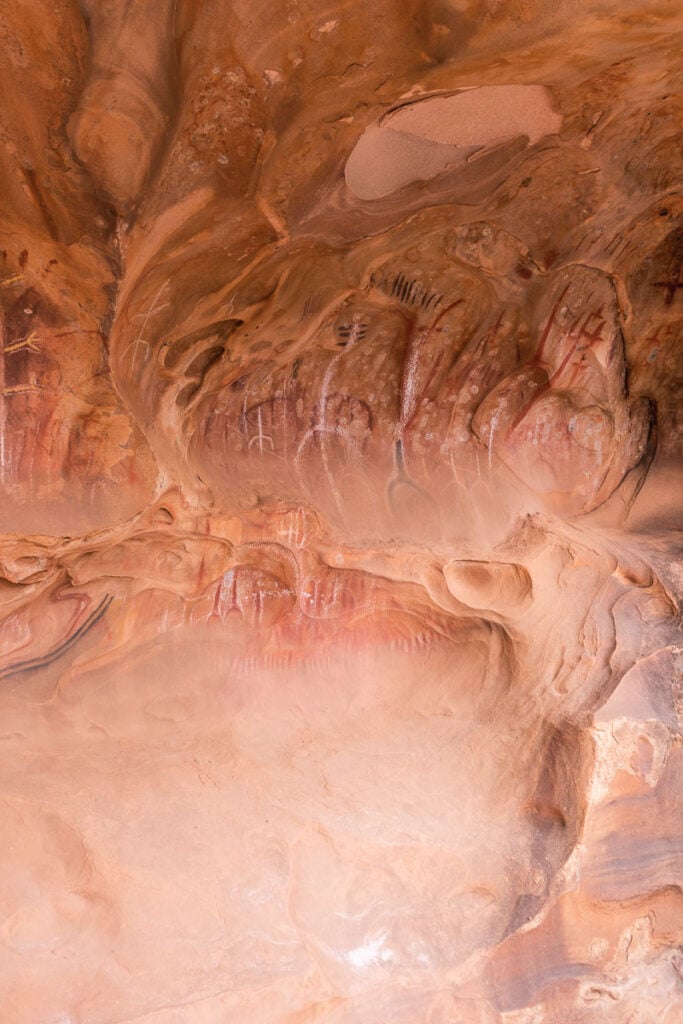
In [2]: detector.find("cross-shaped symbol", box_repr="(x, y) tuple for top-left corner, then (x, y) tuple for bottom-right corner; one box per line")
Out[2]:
(653, 266), (683, 305)
(645, 323), (676, 347)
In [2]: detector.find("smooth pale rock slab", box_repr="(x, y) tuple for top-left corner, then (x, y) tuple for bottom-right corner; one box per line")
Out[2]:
(384, 85), (562, 147)
(345, 85), (562, 199)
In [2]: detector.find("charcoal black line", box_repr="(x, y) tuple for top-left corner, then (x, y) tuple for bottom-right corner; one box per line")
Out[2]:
(0, 594), (114, 681)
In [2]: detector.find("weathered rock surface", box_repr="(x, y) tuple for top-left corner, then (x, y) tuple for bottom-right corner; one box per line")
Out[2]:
(0, 2), (681, 1022)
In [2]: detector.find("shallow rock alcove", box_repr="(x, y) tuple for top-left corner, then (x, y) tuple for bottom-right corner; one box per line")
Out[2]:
(0, 2), (681, 1022)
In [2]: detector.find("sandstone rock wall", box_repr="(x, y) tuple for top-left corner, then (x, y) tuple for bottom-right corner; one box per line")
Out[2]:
(0, 2), (681, 1022)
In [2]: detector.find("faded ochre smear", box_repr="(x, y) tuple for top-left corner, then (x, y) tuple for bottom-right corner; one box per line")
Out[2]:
(345, 84), (562, 201)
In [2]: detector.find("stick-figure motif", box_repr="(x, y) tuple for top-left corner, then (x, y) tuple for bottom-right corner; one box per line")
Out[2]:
(1, 322), (42, 397)
(240, 397), (297, 454)
(3, 331), (40, 355)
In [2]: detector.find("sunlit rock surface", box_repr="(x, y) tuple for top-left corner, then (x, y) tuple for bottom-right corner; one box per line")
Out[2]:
(0, 2), (681, 1022)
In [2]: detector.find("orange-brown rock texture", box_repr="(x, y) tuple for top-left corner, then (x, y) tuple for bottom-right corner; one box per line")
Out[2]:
(0, 2), (682, 1022)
